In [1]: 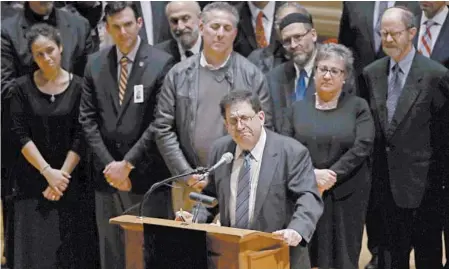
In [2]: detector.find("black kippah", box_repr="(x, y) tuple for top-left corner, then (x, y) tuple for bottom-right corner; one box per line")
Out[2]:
(279, 13), (313, 32)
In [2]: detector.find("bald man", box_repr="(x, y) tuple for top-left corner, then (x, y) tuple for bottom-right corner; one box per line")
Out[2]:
(359, 6), (448, 269)
(155, 1), (202, 63)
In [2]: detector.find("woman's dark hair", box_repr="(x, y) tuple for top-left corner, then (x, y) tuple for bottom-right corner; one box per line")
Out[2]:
(219, 90), (262, 118)
(104, 1), (140, 21)
(26, 23), (62, 53)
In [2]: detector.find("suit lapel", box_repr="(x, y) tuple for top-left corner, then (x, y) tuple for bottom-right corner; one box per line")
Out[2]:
(372, 58), (390, 135)
(281, 61), (296, 108)
(431, 14), (449, 62)
(117, 43), (148, 119)
(387, 57), (424, 139)
(240, 3), (258, 50)
(169, 39), (182, 63)
(252, 131), (279, 227)
(104, 48), (120, 113)
(413, 13), (423, 47)
(219, 141), (237, 228)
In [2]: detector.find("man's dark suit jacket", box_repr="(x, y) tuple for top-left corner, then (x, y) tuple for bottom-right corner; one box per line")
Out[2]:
(248, 40), (288, 74)
(267, 61), (317, 132)
(155, 39), (181, 63)
(413, 8), (449, 69)
(359, 53), (448, 208)
(136, 1), (172, 45)
(197, 129), (323, 269)
(79, 42), (174, 194)
(233, 2), (280, 57)
(338, 1), (420, 76)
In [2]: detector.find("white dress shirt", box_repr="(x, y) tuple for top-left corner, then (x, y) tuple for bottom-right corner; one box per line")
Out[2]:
(200, 52), (231, 70)
(417, 5), (449, 53)
(247, 1), (275, 45)
(229, 128), (267, 227)
(178, 35), (202, 61)
(373, 1), (396, 30)
(140, 1), (154, 45)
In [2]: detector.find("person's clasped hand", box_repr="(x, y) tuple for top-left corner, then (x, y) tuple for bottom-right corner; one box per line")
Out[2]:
(42, 167), (71, 196)
(186, 174), (208, 192)
(314, 169), (337, 191)
(272, 229), (303, 247)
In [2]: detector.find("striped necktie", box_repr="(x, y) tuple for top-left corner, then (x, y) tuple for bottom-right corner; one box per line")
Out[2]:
(419, 20), (437, 57)
(234, 151), (252, 229)
(119, 56), (128, 105)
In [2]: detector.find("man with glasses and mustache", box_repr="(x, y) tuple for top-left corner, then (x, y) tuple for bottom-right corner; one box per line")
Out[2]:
(152, 2), (273, 213)
(156, 1), (202, 63)
(359, 6), (448, 269)
(265, 12), (318, 132)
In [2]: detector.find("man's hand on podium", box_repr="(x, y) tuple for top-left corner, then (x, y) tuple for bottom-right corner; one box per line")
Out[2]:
(272, 229), (303, 247)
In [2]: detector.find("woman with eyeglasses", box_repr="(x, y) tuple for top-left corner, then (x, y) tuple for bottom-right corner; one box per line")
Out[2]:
(281, 43), (375, 269)
(9, 23), (96, 268)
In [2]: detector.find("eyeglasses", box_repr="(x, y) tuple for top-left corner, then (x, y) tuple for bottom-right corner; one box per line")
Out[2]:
(380, 28), (408, 40)
(316, 65), (345, 77)
(228, 114), (257, 127)
(281, 29), (311, 48)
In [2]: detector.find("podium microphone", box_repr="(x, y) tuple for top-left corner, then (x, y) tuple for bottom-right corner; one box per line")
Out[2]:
(189, 192), (218, 208)
(194, 152), (234, 185)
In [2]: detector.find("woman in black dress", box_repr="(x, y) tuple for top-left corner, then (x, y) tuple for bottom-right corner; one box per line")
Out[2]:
(10, 23), (95, 268)
(282, 43), (375, 269)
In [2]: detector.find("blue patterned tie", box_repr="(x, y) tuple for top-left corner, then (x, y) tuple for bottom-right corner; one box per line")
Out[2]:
(234, 151), (252, 229)
(387, 64), (403, 124)
(293, 69), (307, 101)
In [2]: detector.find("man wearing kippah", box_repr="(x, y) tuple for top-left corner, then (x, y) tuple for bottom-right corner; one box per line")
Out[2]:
(265, 12), (318, 132)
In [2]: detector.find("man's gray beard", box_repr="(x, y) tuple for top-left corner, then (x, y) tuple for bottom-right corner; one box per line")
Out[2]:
(293, 51), (313, 68)
(171, 29), (199, 50)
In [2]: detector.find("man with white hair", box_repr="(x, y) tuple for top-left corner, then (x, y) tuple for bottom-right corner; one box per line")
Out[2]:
(156, 1), (202, 63)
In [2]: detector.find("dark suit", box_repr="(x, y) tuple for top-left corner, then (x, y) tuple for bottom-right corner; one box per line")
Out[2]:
(413, 8), (449, 69)
(155, 39), (181, 63)
(79, 41), (174, 269)
(197, 129), (324, 269)
(339, 1), (420, 77)
(247, 40), (288, 74)
(360, 53), (448, 269)
(136, 1), (172, 45)
(233, 2), (279, 57)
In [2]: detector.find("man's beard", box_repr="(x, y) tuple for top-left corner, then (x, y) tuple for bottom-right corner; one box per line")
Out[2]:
(292, 49), (314, 68)
(171, 28), (199, 50)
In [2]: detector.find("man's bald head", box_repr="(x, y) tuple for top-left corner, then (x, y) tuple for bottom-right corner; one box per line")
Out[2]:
(165, 1), (201, 49)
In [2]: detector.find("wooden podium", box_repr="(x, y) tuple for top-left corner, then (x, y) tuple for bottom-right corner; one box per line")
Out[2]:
(110, 215), (289, 269)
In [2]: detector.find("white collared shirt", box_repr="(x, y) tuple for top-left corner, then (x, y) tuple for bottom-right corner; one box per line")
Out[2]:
(200, 52), (232, 70)
(229, 128), (267, 227)
(139, 1), (154, 45)
(116, 36), (141, 80)
(417, 5), (449, 53)
(178, 35), (202, 61)
(294, 49), (317, 89)
(247, 1), (275, 45)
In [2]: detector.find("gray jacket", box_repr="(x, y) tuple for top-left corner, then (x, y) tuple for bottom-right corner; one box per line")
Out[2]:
(152, 52), (273, 176)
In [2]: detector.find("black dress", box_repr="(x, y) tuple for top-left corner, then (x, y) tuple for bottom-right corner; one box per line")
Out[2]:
(10, 74), (97, 269)
(281, 93), (375, 269)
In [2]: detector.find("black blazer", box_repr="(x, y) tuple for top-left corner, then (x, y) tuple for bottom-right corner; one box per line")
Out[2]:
(233, 2), (279, 57)
(136, 1), (172, 45)
(79, 42), (175, 194)
(266, 61), (317, 132)
(360, 53), (448, 208)
(413, 8), (449, 69)
(155, 39), (181, 63)
(1, 7), (94, 97)
(247, 40), (288, 74)
(339, 1), (420, 76)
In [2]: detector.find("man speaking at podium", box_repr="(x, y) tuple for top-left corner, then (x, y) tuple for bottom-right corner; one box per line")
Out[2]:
(178, 91), (323, 269)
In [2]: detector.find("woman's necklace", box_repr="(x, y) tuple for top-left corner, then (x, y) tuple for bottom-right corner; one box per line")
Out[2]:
(39, 69), (63, 103)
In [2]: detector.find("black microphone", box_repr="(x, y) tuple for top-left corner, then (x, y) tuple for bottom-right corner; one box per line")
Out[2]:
(189, 192), (218, 208)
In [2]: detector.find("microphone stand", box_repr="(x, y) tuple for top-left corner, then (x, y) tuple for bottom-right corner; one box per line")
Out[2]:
(138, 167), (208, 218)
